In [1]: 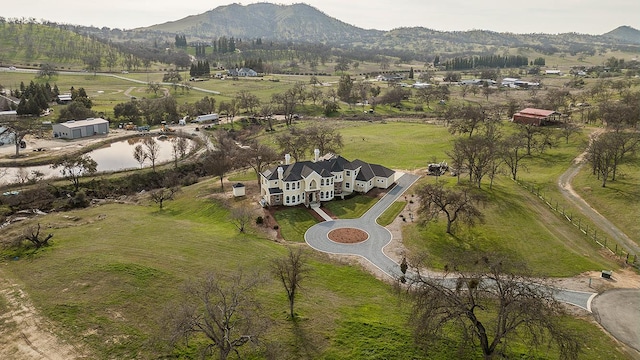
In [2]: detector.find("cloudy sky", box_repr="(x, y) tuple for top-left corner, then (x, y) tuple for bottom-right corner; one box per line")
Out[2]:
(3, 0), (638, 35)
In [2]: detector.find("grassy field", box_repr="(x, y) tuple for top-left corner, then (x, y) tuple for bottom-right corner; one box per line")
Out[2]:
(572, 161), (640, 245)
(0, 177), (630, 359)
(260, 120), (620, 277)
(2, 61), (638, 357)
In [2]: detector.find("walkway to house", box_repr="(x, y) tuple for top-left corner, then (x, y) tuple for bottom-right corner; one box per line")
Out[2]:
(304, 173), (598, 312)
(311, 206), (333, 221)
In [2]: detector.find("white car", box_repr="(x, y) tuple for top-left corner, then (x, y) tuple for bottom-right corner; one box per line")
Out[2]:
(8, 66), (16, 70)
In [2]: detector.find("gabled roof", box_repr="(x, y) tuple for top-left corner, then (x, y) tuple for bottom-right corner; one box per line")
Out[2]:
(352, 159), (395, 181)
(516, 108), (559, 117)
(262, 154), (395, 184)
(55, 118), (109, 129)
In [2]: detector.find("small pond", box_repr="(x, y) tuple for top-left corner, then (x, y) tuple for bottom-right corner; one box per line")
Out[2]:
(0, 135), (196, 186)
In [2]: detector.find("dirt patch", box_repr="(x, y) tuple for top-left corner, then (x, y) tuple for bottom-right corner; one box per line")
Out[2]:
(328, 228), (368, 243)
(0, 272), (88, 359)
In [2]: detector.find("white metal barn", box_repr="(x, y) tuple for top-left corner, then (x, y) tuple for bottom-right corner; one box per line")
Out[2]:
(52, 118), (109, 139)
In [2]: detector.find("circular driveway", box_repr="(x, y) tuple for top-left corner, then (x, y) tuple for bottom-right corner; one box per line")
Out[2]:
(305, 173), (598, 312)
(305, 173), (420, 278)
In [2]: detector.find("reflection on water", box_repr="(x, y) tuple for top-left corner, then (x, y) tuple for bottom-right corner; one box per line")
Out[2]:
(0, 136), (194, 186)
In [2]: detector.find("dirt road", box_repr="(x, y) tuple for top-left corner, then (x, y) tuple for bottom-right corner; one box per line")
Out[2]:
(556, 129), (639, 255)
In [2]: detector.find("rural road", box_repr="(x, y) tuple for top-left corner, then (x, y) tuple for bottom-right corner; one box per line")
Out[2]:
(305, 173), (598, 311)
(557, 136), (639, 255)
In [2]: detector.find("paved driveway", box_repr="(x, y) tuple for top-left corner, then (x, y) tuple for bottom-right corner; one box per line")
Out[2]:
(305, 173), (598, 311)
(592, 289), (640, 353)
(305, 173), (420, 277)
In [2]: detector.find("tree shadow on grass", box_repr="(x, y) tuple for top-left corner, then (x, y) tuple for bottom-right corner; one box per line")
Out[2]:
(288, 320), (322, 360)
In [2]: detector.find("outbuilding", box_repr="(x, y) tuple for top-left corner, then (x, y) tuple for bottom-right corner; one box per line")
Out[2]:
(52, 118), (109, 139)
(512, 108), (560, 126)
(232, 183), (246, 197)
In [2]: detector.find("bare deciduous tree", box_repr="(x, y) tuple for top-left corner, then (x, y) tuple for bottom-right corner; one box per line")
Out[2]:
(133, 144), (147, 168)
(205, 130), (237, 190)
(272, 248), (309, 319)
(230, 203), (255, 233)
(501, 134), (528, 181)
(23, 223), (53, 248)
(165, 272), (267, 360)
(587, 131), (639, 187)
(170, 134), (190, 169)
(142, 136), (160, 172)
(416, 183), (484, 234)
(238, 141), (279, 191)
(150, 187), (178, 210)
(407, 253), (580, 360)
(51, 155), (97, 191)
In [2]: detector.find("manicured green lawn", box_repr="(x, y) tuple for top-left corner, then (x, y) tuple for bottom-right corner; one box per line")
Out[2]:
(376, 201), (406, 226)
(322, 195), (378, 219)
(273, 207), (319, 242)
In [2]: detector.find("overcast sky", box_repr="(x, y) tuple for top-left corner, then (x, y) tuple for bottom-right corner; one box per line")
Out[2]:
(3, 0), (638, 35)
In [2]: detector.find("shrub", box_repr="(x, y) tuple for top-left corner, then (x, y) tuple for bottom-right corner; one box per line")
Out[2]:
(255, 216), (264, 225)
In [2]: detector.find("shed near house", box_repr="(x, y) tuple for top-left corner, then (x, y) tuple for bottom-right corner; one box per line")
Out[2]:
(52, 118), (109, 139)
(512, 108), (560, 126)
(232, 183), (246, 197)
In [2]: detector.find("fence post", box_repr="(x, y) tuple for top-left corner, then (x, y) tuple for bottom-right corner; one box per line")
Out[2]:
(578, 218), (581, 230)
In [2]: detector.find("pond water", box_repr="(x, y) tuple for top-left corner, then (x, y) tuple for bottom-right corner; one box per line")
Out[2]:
(0, 136), (195, 186)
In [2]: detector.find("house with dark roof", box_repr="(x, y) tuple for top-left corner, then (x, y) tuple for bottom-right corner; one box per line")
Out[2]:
(260, 151), (396, 208)
(227, 68), (258, 77)
(512, 108), (561, 126)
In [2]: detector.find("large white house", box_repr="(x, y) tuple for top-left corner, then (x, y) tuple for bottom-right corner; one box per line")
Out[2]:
(261, 151), (396, 207)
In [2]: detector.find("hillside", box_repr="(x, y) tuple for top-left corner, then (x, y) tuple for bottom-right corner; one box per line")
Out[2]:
(0, 22), (130, 71)
(604, 25), (640, 44)
(135, 2), (640, 55)
(141, 3), (383, 44)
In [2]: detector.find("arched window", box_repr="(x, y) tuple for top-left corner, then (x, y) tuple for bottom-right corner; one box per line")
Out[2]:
(286, 196), (290, 204)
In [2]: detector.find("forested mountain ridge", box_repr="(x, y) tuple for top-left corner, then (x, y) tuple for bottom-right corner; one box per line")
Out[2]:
(137, 3), (640, 52)
(140, 3), (383, 45)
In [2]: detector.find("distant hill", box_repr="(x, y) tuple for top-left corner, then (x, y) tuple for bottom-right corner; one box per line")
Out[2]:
(136, 3), (639, 56)
(141, 3), (383, 44)
(603, 25), (640, 44)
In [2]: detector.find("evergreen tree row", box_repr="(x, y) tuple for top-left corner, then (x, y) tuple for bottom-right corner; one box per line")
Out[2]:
(15, 81), (57, 116)
(175, 34), (187, 47)
(190, 61), (211, 77)
(211, 36), (238, 54)
(443, 55), (529, 70)
(195, 43), (207, 57)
